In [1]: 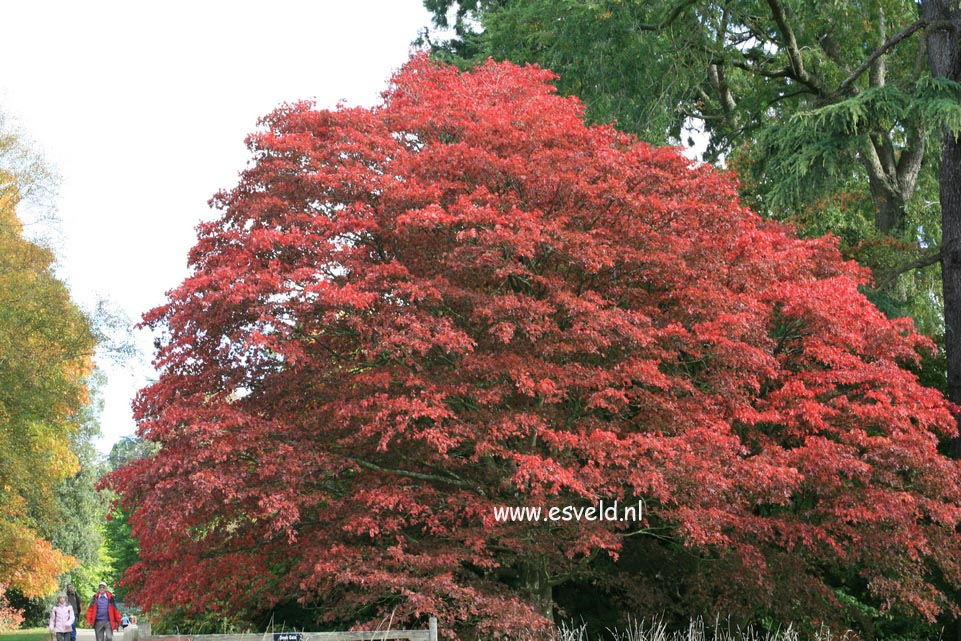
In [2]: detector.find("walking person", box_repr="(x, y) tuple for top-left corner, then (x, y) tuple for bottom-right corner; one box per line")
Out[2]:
(85, 582), (122, 641)
(65, 584), (82, 641)
(49, 593), (76, 641)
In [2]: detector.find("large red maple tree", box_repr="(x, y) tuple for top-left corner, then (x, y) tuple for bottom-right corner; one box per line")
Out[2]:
(113, 54), (961, 636)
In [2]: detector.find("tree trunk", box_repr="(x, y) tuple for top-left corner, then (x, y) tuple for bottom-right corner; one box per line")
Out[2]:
(860, 39), (925, 239)
(865, 168), (908, 235)
(943, 132), (961, 461)
(922, 0), (961, 437)
(519, 556), (554, 622)
(943, 131), (961, 641)
(922, 0), (961, 637)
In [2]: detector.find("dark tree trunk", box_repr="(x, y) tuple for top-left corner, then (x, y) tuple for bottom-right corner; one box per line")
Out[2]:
(923, 0), (961, 439)
(519, 556), (554, 621)
(922, 0), (961, 638)
(867, 176), (908, 236)
(943, 133), (961, 458)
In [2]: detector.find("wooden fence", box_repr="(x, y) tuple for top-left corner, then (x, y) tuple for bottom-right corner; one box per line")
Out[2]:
(127, 617), (439, 641)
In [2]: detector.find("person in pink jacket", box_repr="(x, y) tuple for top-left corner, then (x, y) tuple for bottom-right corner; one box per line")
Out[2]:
(49, 593), (76, 641)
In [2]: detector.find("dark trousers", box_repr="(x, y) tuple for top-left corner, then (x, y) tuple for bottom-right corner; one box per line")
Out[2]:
(94, 620), (114, 641)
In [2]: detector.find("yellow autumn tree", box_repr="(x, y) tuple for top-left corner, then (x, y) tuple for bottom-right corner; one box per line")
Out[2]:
(0, 168), (96, 597)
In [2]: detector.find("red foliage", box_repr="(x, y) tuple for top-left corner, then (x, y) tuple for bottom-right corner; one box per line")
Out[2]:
(0, 584), (24, 631)
(112, 54), (961, 635)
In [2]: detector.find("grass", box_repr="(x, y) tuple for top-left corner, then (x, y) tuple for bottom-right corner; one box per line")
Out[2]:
(0, 629), (52, 641)
(546, 618), (858, 641)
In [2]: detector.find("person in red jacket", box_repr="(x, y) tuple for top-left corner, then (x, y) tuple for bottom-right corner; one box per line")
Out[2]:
(85, 582), (122, 641)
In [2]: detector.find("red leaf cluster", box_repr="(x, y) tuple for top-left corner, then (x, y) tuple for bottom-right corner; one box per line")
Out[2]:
(112, 54), (961, 635)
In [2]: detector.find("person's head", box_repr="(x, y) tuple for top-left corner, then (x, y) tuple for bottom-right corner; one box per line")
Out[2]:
(57, 593), (67, 604)
(98, 582), (107, 594)
(66, 584), (75, 593)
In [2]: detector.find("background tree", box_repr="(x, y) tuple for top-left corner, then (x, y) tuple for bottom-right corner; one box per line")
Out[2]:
(920, 6), (961, 638)
(51, 378), (111, 601)
(922, 0), (961, 445)
(114, 55), (961, 637)
(102, 436), (157, 605)
(420, 0), (961, 334)
(0, 177), (95, 596)
(0, 111), (57, 208)
(0, 114), (100, 605)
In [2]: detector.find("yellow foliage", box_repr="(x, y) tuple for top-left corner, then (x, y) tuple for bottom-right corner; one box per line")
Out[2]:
(0, 521), (77, 597)
(0, 174), (94, 592)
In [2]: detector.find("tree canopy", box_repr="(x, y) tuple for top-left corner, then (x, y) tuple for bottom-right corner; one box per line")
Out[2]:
(113, 55), (961, 636)
(423, 0), (960, 219)
(0, 171), (97, 597)
(422, 0), (961, 332)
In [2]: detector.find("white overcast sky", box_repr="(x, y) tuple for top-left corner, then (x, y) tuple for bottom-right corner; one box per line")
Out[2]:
(0, 0), (437, 453)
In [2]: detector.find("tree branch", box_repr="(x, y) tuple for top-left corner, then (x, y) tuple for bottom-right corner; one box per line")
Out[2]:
(869, 7), (888, 88)
(873, 246), (943, 290)
(345, 456), (484, 494)
(861, 137), (892, 188)
(708, 8), (737, 119)
(818, 33), (850, 70)
(835, 19), (928, 95)
(896, 123), (926, 200)
(633, 0), (699, 31)
(726, 58), (797, 80)
(765, 0), (824, 93)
